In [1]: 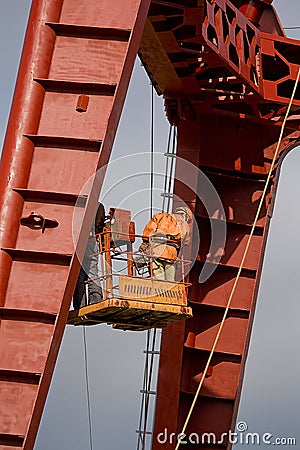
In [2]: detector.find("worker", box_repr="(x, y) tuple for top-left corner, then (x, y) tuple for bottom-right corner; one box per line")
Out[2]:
(73, 203), (105, 309)
(108, 207), (116, 223)
(139, 206), (192, 281)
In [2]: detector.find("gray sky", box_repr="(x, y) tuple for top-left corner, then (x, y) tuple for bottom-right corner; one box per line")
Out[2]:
(1, 1), (300, 449)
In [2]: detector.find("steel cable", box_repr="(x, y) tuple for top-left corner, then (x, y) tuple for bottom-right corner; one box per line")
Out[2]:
(150, 84), (154, 218)
(162, 125), (173, 213)
(137, 331), (151, 450)
(83, 326), (93, 450)
(141, 329), (157, 449)
(137, 83), (158, 450)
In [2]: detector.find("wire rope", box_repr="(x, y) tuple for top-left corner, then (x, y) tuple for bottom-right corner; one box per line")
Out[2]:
(141, 329), (157, 449)
(166, 127), (177, 213)
(137, 82), (159, 450)
(175, 68), (300, 450)
(150, 83), (154, 218)
(162, 125), (173, 213)
(137, 332), (151, 450)
(83, 326), (93, 450)
(161, 125), (177, 213)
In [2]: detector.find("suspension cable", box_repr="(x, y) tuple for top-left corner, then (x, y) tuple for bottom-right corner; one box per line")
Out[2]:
(142, 329), (157, 448)
(175, 68), (300, 450)
(162, 125), (173, 213)
(167, 127), (177, 213)
(136, 331), (160, 450)
(162, 124), (177, 213)
(83, 326), (93, 450)
(150, 83), (154, 218)
(136, 331), (150, 450)
(137, 83), (165, 450)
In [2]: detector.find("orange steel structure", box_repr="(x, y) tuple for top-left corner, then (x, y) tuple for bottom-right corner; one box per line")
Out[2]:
(1, 0), (300, 449)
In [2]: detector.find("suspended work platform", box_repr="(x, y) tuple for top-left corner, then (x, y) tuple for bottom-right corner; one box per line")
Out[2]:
(68, 297), (192, 331)
(67, 209), (193, 331)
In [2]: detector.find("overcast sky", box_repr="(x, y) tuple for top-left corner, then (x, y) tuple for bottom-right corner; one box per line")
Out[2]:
(1, 1), (300, 449)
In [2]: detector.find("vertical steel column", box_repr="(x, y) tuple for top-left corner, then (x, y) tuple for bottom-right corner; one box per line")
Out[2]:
(152, 114), (300, 449)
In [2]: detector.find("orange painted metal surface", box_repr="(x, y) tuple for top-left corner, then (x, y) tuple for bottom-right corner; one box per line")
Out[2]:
(0, 0), (150, 448)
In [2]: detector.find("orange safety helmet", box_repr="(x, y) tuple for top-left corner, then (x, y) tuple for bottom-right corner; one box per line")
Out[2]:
(175, 206), (193, 224)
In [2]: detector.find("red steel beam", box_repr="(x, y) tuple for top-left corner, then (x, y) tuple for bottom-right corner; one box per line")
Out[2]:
(202, 0), (300, 107)
(0, 0), (150, 448)
(153, 115), (300, 450)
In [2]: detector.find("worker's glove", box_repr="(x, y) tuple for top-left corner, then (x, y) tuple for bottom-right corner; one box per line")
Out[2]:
(139, 241), (148, 253)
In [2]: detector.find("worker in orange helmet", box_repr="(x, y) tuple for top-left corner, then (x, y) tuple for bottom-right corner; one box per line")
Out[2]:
(139, 206), (192, 281)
